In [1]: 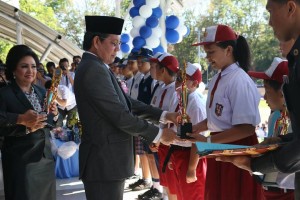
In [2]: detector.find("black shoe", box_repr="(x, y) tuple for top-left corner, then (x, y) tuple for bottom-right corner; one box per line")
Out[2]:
(128, 179), (144, 189)
(131, 179), (151, 191)
(139, 187), (163, 200)
(138, 187), (154, 199)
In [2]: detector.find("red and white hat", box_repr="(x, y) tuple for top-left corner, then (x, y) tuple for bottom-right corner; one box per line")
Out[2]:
(248, 57), (288, 84)
(186, 62), (202, 82)
(156, 53), (179, 73)
(192, 25), (238, 46)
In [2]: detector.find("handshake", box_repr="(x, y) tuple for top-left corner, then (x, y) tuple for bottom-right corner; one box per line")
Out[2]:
(158, 112), (184, 146)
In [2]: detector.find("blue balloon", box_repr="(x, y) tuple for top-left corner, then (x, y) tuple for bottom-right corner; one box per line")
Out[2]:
(153, 45), (165, 54)
(166, 29), (180, 44)
(139, 26), (152, 39)
(184, 26), (191, 37)
(133, 0), (145, 7)
(132, 36), (146, 49)
(129, 7), (140, 18)
(131, 48), (139, 53)
(146, 16), (159, 28)
(152, 7), (162, 18)
(121, 43), (130, 53)
(121, 34), (130, 43)
(166, 15), (180, 29)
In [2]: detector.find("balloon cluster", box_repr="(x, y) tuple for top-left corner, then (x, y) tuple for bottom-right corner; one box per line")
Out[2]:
(120, 0), (190, 54)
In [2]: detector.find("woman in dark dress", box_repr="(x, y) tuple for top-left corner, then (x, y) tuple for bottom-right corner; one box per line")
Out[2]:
(0, 45), (57, 200)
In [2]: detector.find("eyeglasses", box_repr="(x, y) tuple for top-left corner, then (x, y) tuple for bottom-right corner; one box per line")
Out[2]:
(99, 36), (121, 47)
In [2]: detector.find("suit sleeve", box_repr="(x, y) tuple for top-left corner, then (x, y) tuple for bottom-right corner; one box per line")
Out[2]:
(81, 63), (160, 143)
(0, 93), (27, 137)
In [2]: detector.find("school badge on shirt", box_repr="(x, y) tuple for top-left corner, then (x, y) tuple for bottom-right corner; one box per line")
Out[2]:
(215, 103), (223, 117)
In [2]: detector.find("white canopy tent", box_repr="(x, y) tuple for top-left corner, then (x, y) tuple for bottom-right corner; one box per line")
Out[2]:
(0, 0), (83, 64)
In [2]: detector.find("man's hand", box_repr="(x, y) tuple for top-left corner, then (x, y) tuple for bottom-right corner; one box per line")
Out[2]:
(165, 112), (180, 125)
(159, 128), (179, 146)
(216, 156), (252, 173)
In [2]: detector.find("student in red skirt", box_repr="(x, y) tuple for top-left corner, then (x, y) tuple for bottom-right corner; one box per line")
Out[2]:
(167, 62), (207, 200)
(188, 24), (264, 200)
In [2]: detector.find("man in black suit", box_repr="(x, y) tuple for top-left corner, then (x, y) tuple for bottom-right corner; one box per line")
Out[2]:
(74, 16), (179, 200)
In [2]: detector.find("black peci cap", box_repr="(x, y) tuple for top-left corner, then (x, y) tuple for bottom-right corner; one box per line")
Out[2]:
(85, 16), (124, 35)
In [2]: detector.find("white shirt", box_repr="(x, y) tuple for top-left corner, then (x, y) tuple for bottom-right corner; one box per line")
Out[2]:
(206, 63), (261, 132)
(128, 71), (144, 100)
(150, 81), (165, 108)
(57, 85), (77, 111)
(59, 72), (75, 93)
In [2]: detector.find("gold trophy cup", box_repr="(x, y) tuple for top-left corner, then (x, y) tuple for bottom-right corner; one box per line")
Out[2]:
(177, 61), (193, 139)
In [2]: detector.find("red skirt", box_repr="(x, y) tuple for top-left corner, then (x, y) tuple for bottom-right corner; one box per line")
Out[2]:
(205, 134), (264, 200)
(171, 148), (207, 200)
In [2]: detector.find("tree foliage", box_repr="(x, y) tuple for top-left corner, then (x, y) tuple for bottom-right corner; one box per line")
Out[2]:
(171, 0), (280, 83)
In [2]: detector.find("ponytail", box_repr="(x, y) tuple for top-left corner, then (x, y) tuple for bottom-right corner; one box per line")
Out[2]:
(216, 35), (251, 72)
(234, 35), (251, 72)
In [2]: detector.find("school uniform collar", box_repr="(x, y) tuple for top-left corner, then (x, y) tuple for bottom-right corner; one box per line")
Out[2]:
(219, 62), (239, 77)
(143, 72), (151, 80)
(162, 81), (175, 90)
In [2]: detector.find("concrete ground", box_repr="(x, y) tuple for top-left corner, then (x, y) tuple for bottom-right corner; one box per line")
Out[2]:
(0, 176), (147, 200)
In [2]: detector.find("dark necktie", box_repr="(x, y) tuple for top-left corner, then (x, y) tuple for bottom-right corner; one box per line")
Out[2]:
(151, 82), (159, 98)
(65, 75), (69, 86)
(209, 72), (221, 108)
(130, 77), (135, 96)
(159, 89), (167, 109)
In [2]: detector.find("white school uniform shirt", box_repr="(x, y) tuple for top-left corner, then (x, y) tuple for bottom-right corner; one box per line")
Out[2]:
(157, 82), (177, 111)
(207, 63), (261, 132)
(169, 90), (207, 147)
(150, 81), (165, 108)
(128, 71), (144, 100)
(57, 85), (77, 111)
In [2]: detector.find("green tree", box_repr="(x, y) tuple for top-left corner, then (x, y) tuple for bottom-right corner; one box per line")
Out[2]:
(0, 39), (13, 63)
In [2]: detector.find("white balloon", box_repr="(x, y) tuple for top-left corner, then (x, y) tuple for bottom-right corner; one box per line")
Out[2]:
(152, 27), (162, 37)
(177, 35), (183, 43)
(176, 25), (188, 36)
(139, 5), (153, 18)
(146, 36), (160, 48)
(132, 16), (146, 29)
(146, 0), (160, 8)
(130, 27), (140, 38)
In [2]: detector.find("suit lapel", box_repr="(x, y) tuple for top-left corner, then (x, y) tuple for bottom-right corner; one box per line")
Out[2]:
(11, 81), (34, 109)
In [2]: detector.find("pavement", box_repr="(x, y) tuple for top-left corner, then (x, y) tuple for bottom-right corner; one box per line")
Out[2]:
(0, 176), (147, 200)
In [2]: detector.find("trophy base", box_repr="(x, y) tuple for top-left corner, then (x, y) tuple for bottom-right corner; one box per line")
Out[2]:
(177, 123), (193, 139)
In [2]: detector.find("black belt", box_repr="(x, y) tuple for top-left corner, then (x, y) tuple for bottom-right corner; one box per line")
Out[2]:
(162, 145), (191, 173)
(264, 186), (294, 193)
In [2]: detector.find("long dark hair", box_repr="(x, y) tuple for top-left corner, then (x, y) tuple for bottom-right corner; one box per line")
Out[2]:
(216, 35), (251, 72)
(5, 45), (39, 81)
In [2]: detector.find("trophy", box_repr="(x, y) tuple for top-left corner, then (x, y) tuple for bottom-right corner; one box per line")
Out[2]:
(43, 68), (62, 128)
(177, 61), (193, 139)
